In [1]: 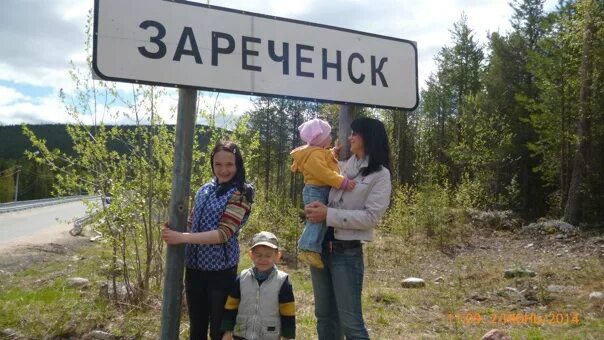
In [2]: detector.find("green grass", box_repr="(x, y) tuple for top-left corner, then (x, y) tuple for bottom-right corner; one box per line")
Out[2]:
(1, 229), (602, 339)
(356, 232), (604, 340)
(0, 243), (160, 338)
(0, 276), (114, 337)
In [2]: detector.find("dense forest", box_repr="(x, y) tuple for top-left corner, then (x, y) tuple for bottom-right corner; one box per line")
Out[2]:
(246, 0), (604, 225)
(0, 125), (70, 201)
(0, 125), (211, 202)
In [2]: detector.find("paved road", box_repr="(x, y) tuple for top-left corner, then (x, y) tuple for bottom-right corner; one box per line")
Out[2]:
(0, 200), (90, 250)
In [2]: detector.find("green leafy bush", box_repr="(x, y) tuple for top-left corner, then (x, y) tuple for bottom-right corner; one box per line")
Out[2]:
(381, 183), (468, 250)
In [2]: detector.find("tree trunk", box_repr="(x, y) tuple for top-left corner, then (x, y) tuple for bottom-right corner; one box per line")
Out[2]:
(559, 77), (567, 212)
(289, 108), (302, 204)
(264, 104), (272, 197)
(564, 8), (595, 225)
(276, 100), (285, 190)
(397, 110), (411, 184)
(437, 102), (445, 166)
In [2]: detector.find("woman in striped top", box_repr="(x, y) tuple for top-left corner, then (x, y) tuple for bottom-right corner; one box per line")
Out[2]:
(162, 141), (254, 340)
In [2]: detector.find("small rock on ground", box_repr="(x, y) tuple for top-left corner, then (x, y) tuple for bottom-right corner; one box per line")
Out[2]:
(589, 291), (603, 301)
(481, 329), (512, 340)
(67, 277), (90, 288)
(401, 277), (426, 288)
(81, 330), (116, 340)
(504, 268), (536, 279)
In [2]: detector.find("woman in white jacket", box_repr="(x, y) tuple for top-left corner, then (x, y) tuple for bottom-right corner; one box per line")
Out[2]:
(304, 117), (392, 340)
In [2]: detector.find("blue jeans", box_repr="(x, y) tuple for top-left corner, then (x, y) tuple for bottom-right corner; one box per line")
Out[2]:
(298, 185), (331, 253)
(310, 244), (369, 340)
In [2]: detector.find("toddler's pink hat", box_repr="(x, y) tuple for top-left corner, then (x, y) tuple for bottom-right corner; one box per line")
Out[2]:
(298, 118), (331, 146)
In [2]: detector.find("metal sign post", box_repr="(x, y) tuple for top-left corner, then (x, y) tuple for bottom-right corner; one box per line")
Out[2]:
(338, 105), (354, 161)
(160, 87), (197, 339)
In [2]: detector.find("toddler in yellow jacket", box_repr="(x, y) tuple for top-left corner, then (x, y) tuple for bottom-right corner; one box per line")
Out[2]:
(290, 118), (355, 268)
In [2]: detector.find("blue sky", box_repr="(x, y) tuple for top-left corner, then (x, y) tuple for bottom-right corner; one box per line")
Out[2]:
(0, 0), (558, 125)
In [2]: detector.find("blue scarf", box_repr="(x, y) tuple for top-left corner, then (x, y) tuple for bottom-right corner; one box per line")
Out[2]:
(253, 266), (275, 285)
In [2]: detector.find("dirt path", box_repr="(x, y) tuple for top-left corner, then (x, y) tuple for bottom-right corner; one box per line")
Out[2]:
(0, 230), (92, 274)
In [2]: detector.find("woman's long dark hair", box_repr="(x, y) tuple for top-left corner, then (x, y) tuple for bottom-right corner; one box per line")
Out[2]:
(210, 141), (254, 202)
(350, 117), (391, 176)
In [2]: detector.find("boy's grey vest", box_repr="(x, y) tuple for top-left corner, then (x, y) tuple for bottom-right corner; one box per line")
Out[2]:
(234, 267), (288, 340)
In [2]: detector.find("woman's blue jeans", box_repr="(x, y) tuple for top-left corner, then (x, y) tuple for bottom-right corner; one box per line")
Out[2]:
(298, 184), (331, 252)
(310, 244), (369, 340)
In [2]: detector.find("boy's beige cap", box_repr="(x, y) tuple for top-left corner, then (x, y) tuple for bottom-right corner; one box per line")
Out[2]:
(249, 231), (279, 249)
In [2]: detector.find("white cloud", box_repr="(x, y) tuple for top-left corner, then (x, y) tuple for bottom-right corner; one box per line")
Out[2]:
(0, 93), (72, 125)
(0, 62), (77, 94)
(0, 0), (89, 98)
(198, 93), (255, 117)
(59, 0), (91, 22)
(0, 86), (27, 107)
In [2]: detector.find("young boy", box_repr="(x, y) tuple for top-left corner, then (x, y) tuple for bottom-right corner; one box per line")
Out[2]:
(221, 231), (295, 340)
(291, 118), (356, 268)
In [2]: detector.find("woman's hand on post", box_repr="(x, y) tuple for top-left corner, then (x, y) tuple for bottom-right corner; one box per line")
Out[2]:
(222, 331), (233, 340)
(305, 201), (328, 223)
(161, 223), (185, 245)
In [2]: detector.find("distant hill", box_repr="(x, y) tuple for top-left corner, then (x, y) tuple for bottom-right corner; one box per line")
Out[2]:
(0, 124), (211, 160)
(0, 124), (72, 159)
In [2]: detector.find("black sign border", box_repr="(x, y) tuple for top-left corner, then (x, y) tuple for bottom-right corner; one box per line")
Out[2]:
(93, 0), (419, 111)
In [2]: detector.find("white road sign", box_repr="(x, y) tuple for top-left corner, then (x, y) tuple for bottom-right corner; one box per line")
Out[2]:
(93, 0), (418, 110)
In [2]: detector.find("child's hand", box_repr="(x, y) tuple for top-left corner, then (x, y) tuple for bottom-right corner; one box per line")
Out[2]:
(345, 179), (357, 191)
(331, 139), (342, 159)
(222, 332), (233, 340)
